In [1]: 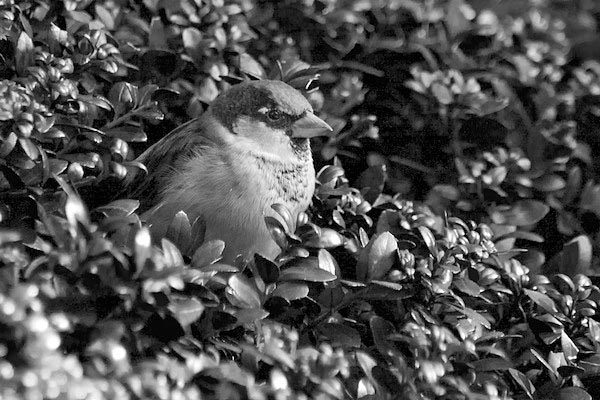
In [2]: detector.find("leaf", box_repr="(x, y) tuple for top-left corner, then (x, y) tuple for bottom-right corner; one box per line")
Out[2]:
(316, 165), (345, 186)
(317, 249), (339, 277)
(165, 211), (192, 254)
(370, 316), (397, 360)
(136, 107), (164, 121)
(549, 235), (593, 277)
(228, 274), (262, 309)
(508, 368), (535, 399)
(105, 126), (147, 142)
(472, 358), (513, 371)
(80, 94), (113, 112)
(494, 230), (544, 243)
(485, 166), (507, 186)
(317, 323), (360, 347)
(317, 286), (344, 309)
(60, 152), (100, 168)
(548, 351), (568, 375)
(259, 343), (295, 369)
(356, 232), (398, 282)
(211, 311), (238, 332)
(161, 239), (184, 268)
(561, 331), (579, 361)
(371, 280), (404, 292)
(372, 366), (399, 393)
(190, 216), (206, 248)
(304, 227), (345, 249)
(191, 240), (225, 268)
(144, 314), (184, 342)
(65, 194), (89, 227)
(134, 227), (152, 273)
(530, 348), (559, 380)
(149, 16), (168, 49)
(169, 297), (204, 327)
(589, 319), (600, 343)
(462, 307), (491, 329)
(233, 308), (269, 325)
(554, 274), (575, 294)
(196, 263), (238, 273)
(452, 277), (482, 296)
(555, 387), (592, 400)
(446, 0), (473, 38)
(557, 365), (585, 378)
(271, 203), (295, 232)
(151, 88), (180, 103)
(355, 351), (377, 382)
(265, 215), (288, 248)
(359, 283), (412, 301)
(15, 31), (34, 74)
(562, 166), (582, 205)
(95, 199), (139, 217)
(431, 82), (453, 105)
(19, 138), (39, 160)
(239, 53), (265, 79)
(475, 97), (509, 115)
(95, 3), (115, 29)
(356, 164), (387, 203)
(418, 226), (439, 260)
(533, 174), (565, 192)
(523, 288), (558, 313)
(137, 84), (159, 107)
(489, 200), (549, 226)
(254, 254), (279, 284)
(0, 229), (22, 245)
(271, 282), (309, 301)
(279, 259), (337, 282)
(0, 132), (17, 157)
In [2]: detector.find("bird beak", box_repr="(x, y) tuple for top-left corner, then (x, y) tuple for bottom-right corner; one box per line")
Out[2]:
(291, 111), (333, 139)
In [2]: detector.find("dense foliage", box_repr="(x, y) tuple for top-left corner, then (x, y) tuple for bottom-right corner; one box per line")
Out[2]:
(1, 0), (600, 398)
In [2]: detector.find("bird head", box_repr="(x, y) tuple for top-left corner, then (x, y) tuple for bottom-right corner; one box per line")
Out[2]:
(209, 80), (332, 158)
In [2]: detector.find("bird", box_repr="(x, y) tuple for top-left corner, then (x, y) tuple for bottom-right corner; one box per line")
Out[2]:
(125, 79), (332, 263)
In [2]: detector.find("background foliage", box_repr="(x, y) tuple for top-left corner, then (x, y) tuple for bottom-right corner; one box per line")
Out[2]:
(2, 0), (600, 398)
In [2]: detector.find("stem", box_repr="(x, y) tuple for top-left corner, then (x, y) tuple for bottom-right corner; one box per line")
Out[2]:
(102, 103), (155, 131)
(304, 290), (361, 331)
(449, 107), (463, 158)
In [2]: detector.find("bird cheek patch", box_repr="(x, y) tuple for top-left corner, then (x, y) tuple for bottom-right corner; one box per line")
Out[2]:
(232, 116), (267, 138)
(232, 116), (288, 147)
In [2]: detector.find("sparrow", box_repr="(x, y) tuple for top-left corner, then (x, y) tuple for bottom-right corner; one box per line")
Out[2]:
(126, 79), (332, 262)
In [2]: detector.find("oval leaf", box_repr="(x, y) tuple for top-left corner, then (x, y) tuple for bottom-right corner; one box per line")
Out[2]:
(254, 253), (280, 284)
(489, 200), (549, 226)
(370, 316), (397, 359)
(317, 323), (361, 348)
(228, 274), (262, 309)
(169, 297), (204, 327)
(271, 282), (309, 301)
(192, 240), (225, 268)
(508, 368), (535, 399)
(357, 232), (398, 282)
(556, 387), (592, 400)
(523, 288), (558, 313)
(279, 264), (337, 283)
(549, 235), (593, 277)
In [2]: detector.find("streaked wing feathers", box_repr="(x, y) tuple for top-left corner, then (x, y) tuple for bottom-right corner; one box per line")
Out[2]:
(124, 117), (220, 212)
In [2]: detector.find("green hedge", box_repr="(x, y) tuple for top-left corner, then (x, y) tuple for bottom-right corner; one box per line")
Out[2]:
(1, 0), (600, 399)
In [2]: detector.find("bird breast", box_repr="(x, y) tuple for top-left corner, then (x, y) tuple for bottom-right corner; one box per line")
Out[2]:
(154, 144), (315, 261)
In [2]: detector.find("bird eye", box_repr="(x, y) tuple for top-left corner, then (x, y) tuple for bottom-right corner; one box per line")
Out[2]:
(266, 109), (282, 121)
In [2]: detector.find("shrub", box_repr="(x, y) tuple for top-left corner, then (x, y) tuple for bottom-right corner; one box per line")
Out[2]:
(1, 0), (600, 399)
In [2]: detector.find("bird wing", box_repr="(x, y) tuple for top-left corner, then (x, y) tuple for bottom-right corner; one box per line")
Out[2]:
(124, 115), (223, 212)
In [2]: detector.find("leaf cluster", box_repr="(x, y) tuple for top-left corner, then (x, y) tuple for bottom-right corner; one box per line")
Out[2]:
(1, 1), (600, 400)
